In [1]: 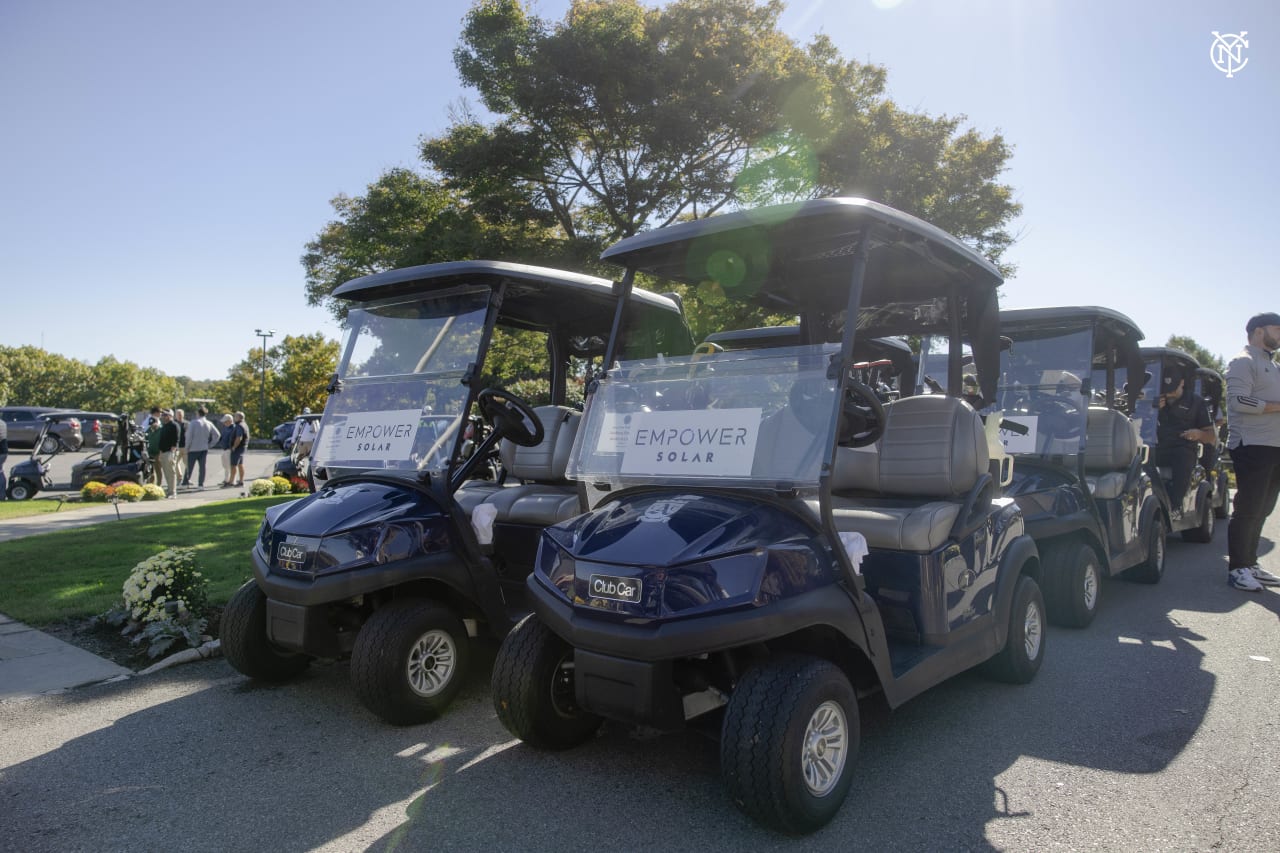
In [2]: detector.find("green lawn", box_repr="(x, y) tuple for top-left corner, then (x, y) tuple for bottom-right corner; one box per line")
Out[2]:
(0, 498), (100, 521)
(0, 495), (300, 626)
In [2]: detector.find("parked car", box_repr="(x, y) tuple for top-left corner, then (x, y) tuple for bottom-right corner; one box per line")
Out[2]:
(0, 406), (83, 453)
(5, 411), (122, 500)
(271, 421), (295, 449)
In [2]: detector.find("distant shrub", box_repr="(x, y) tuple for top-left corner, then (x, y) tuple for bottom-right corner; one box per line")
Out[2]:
(248, 478), (275, 496)
(113, 482), (145, 502)
(142, 484), (166, 501)
(81, 482), (110, 502)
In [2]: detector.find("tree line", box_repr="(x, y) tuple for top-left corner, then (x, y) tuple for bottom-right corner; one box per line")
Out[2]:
(0, 333), (338, 432)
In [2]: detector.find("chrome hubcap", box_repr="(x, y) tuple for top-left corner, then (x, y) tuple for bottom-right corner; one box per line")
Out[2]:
(1023, 599), (1043, 660)
(406, 629), (456, 697)
(1082, 564), (1099, 611)
(802, 700), (848, 797)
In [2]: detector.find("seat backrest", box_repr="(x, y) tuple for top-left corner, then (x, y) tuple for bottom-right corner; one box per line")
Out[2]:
(498, 406), (581, 484)
(832, 396), (988, 498)
(1083, 407), (1138, 473)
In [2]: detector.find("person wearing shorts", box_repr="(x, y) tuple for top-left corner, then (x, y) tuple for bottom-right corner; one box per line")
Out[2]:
(229, 411), (249, 487)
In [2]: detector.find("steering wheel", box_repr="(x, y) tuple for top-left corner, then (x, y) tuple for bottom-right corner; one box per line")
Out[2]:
(839, 380), (887, 448)
(476, 388), (544, 448)
(1027, 394), (1086, 439)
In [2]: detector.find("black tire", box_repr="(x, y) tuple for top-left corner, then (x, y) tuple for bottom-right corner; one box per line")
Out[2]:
(221, 581), (311, 681)
(7, 479), (37, 501)
(1215, 476), (1231, 520)
(1182, 496), (1215, 543)
(1044, 541), (1101, 629)
(350, 599), (469, 726)
(983, 575), (1046, 684)
(492, 615), (602, 749)
(720, 656), (858, 835)
(1126, 515), (1167, 584)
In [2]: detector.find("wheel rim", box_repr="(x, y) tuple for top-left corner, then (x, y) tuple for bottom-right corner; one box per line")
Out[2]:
(1023, 597), (1043, 661)
(405, 629), (457, 698)
(11, 483), (31, 500)
(801, 700), (849, 797)
(40, 437), (57, 454)
(1082, 563), (1099, 611)
(1153, 525), (1166, 570)
(549, 653), (581, 719)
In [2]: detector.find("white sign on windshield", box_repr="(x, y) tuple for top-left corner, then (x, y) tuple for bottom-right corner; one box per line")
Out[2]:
(999, 415), (1039, 454)
(322, 409), (423, 461)
(619, 409), (762, 477)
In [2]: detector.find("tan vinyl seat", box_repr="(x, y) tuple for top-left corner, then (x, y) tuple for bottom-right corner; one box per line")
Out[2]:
(1082, 407), (1139, 500)
(477, 405), (583, 526)
(827, 396), (989, 552)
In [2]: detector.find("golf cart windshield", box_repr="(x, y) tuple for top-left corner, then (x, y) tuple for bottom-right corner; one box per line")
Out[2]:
(312, 287), (488, 478)
(568, 343), (839, 490)
(992, 327), (1092, 457)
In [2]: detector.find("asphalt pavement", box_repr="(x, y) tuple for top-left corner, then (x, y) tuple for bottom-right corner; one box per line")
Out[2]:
(0, 448), (281, 699)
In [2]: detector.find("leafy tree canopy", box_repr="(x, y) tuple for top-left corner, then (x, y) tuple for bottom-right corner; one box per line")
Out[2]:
(304, 0), (1021, 341)
(1167, 335), (1226, 375)
(221, 333), (340, 431)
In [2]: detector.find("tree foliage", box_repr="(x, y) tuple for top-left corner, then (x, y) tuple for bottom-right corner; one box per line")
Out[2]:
(303, 0), (1022, 344)
(221, 333), (340, 431)
(1167, 335), (1226, 375)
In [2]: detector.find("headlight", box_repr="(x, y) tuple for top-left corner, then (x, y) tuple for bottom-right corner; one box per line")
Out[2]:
(314, 527), (381, 572)
(309, 520), (450, 574)
(536, 538), (575, 598)
(257, 519), (271, 553)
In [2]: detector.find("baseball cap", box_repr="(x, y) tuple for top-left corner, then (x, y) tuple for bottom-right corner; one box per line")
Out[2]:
(160, 409), (174, 416)
(1246, 312), (1280, 334)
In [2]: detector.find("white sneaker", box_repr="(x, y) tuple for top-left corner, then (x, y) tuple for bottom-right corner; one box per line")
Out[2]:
(1250, 566), (1280, 587)
(1230, 567), (1264, 592)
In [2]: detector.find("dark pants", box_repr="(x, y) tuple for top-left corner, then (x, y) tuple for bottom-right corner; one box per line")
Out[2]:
(183, 450), (209, 487)
(0, 453), (7, 499)
(1227, 443), (1280, 570)
(1155, 444), (1195, 509)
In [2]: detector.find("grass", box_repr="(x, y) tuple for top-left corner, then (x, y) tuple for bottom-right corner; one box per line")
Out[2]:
(0, 498), (102, 520)
(0, 495), (300, 626)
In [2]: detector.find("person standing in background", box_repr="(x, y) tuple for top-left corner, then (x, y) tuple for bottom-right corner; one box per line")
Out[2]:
(217, 414), (235, 487)
(228, 411), (249, 488)
(145, 417), (162, 485)
(1225, 312), (1280, 592)
(173, 409), (188, 485)
(0, 417), (9, 499)
(157, 409), (180, 498)
(182, 407), (221, 490)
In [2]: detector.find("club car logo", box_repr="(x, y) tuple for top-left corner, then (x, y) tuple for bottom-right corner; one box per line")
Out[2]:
(277, 541), (309, 570)
(589, 574), (642, 604)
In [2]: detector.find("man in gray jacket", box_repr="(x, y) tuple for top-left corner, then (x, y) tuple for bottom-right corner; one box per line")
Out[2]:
(1226, 311), (1280, 591)
(181, 407), (223, 490)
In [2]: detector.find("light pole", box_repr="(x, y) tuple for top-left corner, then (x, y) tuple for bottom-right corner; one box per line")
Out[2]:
(254, 328), (275, 429)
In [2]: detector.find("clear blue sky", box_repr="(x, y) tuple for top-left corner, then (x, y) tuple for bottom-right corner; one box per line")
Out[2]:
(1, 0), (1275, 382)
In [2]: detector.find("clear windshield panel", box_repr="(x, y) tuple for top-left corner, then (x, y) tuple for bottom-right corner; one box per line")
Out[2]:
(991, 327), (1092, 457)
(339, 287), (489, 379)
(313, 286), (490, 478)
(568, 344), (840, 489)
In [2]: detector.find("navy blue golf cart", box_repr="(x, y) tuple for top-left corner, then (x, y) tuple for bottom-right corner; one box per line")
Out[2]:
(491, 198), (1045, 834)
(222, 261), (692, 724)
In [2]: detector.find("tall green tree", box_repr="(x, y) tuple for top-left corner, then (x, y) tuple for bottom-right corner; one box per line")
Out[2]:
(221, 333), (340, 431)
(1167, 335), (1226, 375)
(304, 0), (1021, 340)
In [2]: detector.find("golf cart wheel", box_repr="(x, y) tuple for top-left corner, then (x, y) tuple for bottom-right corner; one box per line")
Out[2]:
(1044, 541), (1101, 629)
(350, 599), (469, 726)
(983, 575), (1046, 684)
(6, 479), (37, 501)
(39, 435), (60, 455)
(1215, 477), (1231, 520)
(1182, 497), (1215, 543)
(720, 656), (858, 835)
(491, 615), (602, 750)
(1126, 515), (1167, 584)
(221, 581), (311, 681)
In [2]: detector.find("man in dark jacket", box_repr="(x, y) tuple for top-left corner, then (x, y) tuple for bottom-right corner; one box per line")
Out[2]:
(157, 409), (181, 498)
(0, 417), (9, 499)
(1154, 368), (1215, 516)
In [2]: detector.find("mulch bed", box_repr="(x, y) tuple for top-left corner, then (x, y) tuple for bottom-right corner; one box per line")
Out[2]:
(43, 606), (223, 671)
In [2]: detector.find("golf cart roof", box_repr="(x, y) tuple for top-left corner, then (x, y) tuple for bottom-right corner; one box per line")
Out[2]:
(332, 260), (687, 333)
(1140, 346), (1200, 368)
(600, 197), (1001, 315)
(998, 306), (1145, 345)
